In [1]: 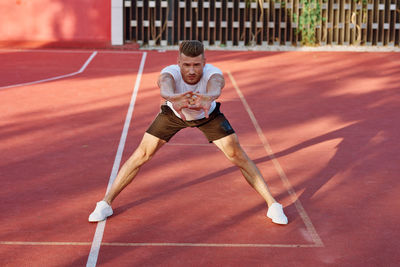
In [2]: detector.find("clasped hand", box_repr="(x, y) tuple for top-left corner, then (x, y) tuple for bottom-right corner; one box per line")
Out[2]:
(171, 91), (212, 121)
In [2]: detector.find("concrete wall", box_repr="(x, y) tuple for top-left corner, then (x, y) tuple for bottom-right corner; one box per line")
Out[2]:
(0, 0), (111, 47)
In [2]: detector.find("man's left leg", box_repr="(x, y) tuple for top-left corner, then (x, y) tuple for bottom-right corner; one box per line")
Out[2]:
(213, 133), (288, 224)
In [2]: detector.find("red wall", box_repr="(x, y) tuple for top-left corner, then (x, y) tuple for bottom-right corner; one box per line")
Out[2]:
(0, 0), (111, 47)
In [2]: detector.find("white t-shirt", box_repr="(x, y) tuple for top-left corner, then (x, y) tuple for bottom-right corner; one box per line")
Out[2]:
(161, 64), (223, 121)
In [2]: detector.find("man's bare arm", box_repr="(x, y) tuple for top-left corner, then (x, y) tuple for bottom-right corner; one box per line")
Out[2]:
(192, 73), (225, 117)
(157, 73), (192, 120)
(158, 73), (178, 101)
(205, 73), (225, 101)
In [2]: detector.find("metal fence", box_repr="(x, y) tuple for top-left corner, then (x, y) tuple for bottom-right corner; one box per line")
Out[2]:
(124, 0), (400, 47)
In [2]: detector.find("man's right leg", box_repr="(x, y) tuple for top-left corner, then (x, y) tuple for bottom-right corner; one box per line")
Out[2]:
(89, 133), (166, 222)
(104, 133), (166, 204)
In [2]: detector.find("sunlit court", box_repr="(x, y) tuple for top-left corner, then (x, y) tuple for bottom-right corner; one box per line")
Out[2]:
(0, 48), (399, 266)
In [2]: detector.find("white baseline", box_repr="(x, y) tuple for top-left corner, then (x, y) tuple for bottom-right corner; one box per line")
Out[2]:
(0, 51), (97, 90)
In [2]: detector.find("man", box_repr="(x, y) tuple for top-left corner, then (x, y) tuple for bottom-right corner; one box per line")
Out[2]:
(89, 40), (288, 225)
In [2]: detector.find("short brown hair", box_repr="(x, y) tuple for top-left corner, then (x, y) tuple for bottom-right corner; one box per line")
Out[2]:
(179, 40), (204, 57)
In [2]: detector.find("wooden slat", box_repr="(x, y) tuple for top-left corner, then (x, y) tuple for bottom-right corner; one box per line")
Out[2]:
(124, 1), (130, 42)
(286, 0), (292, 45)
(227, 0), (233, 46)
(215, 0), (221, 45)
(161, 0), (169, 45)
(360, 2), (366, 45)
(209, 0), (215, 45)
(349, 1), (357, 45)
(139, 1), (144, 44)
(381, 0), (385, 45)
(321, 0), (328, 45)
(186, 0), (191, 40)
(282, 0), (289, 44)
(250, 0), (257, 45)
(339, 0), (344, 44)
(202, 0), (208, 45)
(274, 1), (280, 45)
(315, 0), (322, 45)
(344, 0), (350, 45)
(192, 0), (198, 41)
(263, 0), (270, 44)
(383, 0), (389, 45)
(171, 0), (177, 44)
(220, 1), (224, 45)
(279, 0), (285, 45)
(372, 0), (378, 45)
(327, 0), (333, 44)
(144, 1), (149, 44)
(393, 1), (400, 45)
(293, 0), (299, 45)
(255, 0), (261, 45)
(367, 0), (372, 44)
(333, 0), (339, 44)
(148, 0), (156, 45)
(388, 0), (394, 45)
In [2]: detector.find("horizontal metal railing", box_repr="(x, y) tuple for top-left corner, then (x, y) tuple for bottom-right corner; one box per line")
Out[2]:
(124, 0), (400, 47)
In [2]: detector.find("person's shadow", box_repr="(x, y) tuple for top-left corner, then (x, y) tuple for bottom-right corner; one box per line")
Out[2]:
(252, 88), (400, 223)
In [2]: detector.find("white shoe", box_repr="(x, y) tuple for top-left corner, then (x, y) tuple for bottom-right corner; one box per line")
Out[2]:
(267, 203), (288, 225)
(88, 201), (113, 222)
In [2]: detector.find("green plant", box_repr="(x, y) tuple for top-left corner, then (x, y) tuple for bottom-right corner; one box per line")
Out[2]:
(354, 0), (368, 5)
(294, 0), (323, 45)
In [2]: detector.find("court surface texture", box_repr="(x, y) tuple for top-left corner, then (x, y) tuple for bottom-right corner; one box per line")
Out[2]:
(0, 49), (399, 266)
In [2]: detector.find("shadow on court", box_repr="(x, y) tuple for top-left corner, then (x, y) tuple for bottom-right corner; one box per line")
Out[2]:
(1, 50), (399, 266)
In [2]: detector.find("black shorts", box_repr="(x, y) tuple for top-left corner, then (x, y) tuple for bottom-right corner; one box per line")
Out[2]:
(146, 102), (235, 142)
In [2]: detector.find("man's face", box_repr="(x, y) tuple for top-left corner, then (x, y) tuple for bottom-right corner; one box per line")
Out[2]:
(178, 53), (205, 85)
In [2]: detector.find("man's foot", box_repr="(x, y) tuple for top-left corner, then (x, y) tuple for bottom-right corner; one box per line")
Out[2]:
(88, 201), (113, 222)
(267, 203), (288, 225)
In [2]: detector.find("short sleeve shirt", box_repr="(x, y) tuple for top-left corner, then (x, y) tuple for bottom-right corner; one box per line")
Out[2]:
(161, 64), (223, 121)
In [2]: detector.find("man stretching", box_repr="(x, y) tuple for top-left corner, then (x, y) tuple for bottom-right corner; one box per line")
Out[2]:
(89, 40), (288, 225)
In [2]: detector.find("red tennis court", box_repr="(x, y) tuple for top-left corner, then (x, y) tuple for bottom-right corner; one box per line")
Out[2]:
(1, 48), (399, 266)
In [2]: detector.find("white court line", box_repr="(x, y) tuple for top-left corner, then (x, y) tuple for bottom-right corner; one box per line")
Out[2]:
(102, 242), (318, 248)
(227, 71), (324, 248)
(86, 52), (147, 267)
(0, 241), (91, 246)
(0, 51), (98, 90)
(166, 143), (264, 147)
(0, 241), (319, 248)
(0, 48), (143, 54)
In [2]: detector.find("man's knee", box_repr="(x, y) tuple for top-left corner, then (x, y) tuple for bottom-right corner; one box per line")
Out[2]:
(223, 143), (247, 165)
(131, 136), (164, 165)
(134, 146), (154, 164)
(214, 134), (247, 164)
